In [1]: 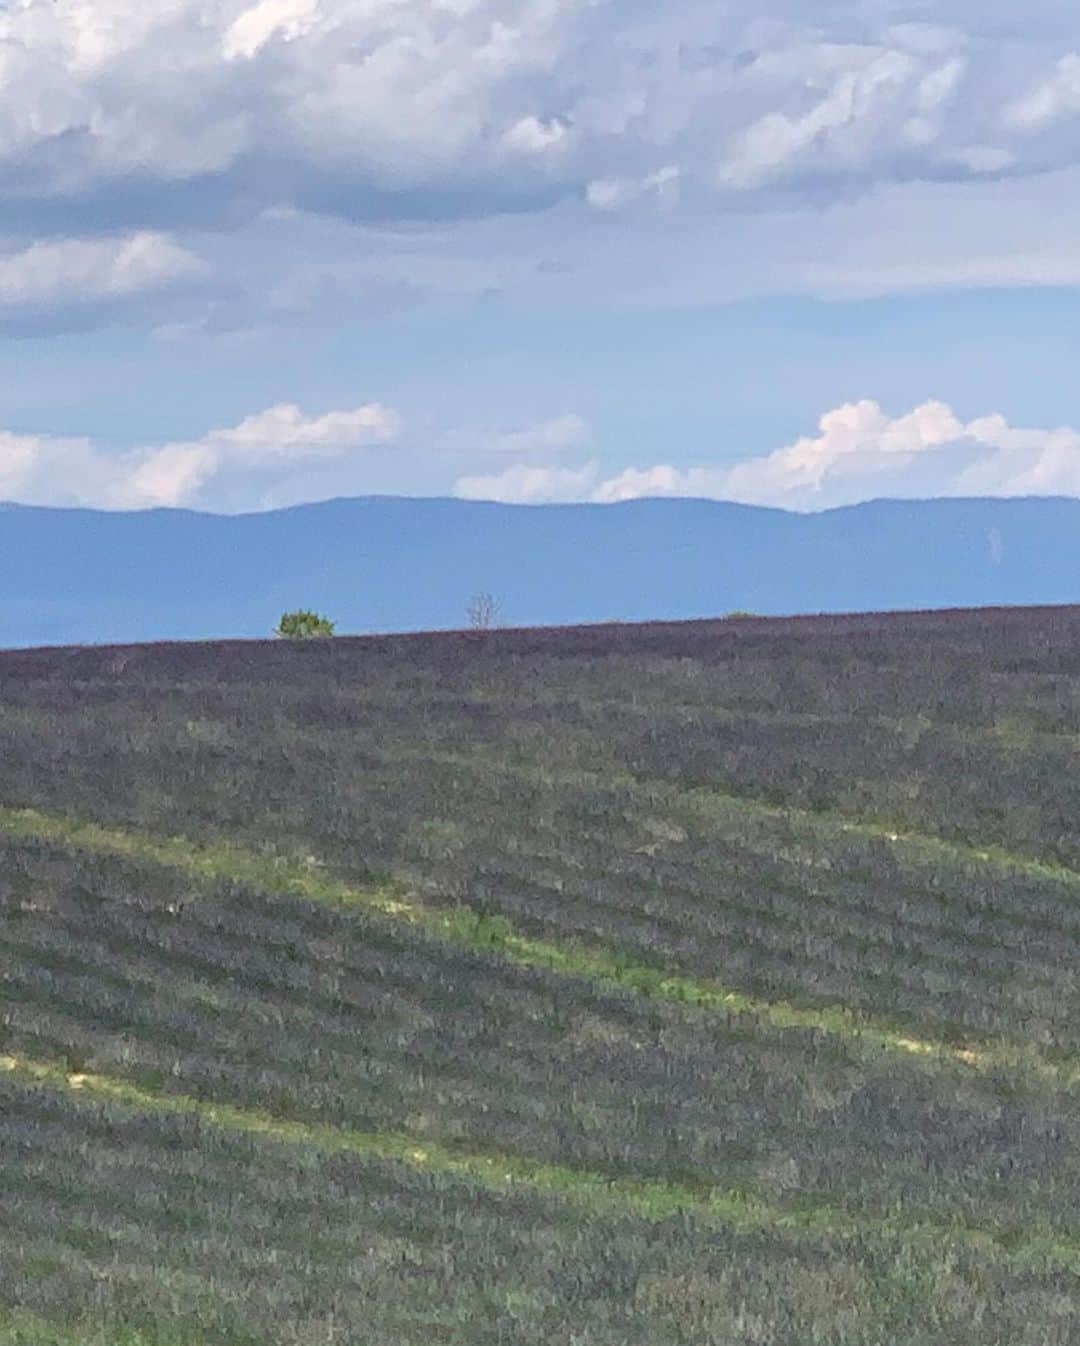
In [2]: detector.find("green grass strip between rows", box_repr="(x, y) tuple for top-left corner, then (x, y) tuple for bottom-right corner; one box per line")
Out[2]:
(4, 1051), (1080, 1277)
(0, 803), (1074, 1090)
(0, 1313), (214, 1346)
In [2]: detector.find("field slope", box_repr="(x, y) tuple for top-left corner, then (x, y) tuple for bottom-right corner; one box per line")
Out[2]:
(3, 604), (1080, 1344)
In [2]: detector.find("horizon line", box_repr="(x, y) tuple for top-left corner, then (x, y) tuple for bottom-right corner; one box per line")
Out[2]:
(3, 491), (1080, 521)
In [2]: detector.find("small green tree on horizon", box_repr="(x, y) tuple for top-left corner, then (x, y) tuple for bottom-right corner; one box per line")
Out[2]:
(275, 610), (336, 639)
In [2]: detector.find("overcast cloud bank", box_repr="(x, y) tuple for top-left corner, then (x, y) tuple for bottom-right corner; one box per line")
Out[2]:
(0, 0), (1078, 347)
(5, 0), (1080, 230)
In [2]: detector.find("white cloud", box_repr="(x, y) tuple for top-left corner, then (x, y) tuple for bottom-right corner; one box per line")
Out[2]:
(223, 0), (323, 62)
(586, 166), (681, 212)
(2, 0), (1080, 234)
(187, 161), (1080, 333)
(501, 116), (569, 155)
(717, 48), (920, 189)
(3, 2), (1080, 333)
(119, 442), (220, 508)
(455, 462), (598, 504)
(0, 233), (205, 308)
(10, 394), (1080, 516)
(484, 414), (589, 455)
(214, 402), (401, 457)
(5, 3), (1080, 334)
(453, 400), (1080, 511)
(714, 399), (968, 506)
(592, 465), (699, 503)
(0, 400), (401, 510)
(1005, 53), (1080, 129)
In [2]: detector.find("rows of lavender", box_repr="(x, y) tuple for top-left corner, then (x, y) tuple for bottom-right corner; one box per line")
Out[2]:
(2, 606), (1080, 1341)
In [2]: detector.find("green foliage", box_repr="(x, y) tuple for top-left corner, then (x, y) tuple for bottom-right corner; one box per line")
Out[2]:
(274, 609), (335, 639)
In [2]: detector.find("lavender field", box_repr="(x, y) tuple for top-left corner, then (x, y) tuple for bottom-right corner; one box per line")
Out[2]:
(3, 606), (1080, 1343)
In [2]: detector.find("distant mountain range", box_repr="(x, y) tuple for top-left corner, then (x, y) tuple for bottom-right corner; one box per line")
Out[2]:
(2, 494), (1080, 648)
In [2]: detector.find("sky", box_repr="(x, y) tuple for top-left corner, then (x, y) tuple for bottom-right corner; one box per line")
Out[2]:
(3, 0), (1080, 514)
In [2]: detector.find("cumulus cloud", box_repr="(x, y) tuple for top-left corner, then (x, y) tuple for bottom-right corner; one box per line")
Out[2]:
(483, 414), (590, 455)
(0, 233), (204, 309)
(212, 402), (401, 458)
(717, 47), (925, 190)
(451, 414), (594, 500)
(455, 462), (599, 504)
(2, 0), (1080, 235)
(6, 2), (1080, 331)
(1005, 53), (1080, 129)
(222, 0), (322, 62)
(501, 116), (569, 156)
(453, 400), (1080, 511)
(712, 400), (969, 506)
(0, 401), (400, 510)
(586, 167), (681, 212)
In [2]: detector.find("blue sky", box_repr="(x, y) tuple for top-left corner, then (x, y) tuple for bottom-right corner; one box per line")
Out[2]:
(3, 0), (1080, 513)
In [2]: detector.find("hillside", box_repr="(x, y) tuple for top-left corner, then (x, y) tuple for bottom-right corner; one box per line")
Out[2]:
(4, 604), (1080, 1343)
(4, 494), (1080, 646)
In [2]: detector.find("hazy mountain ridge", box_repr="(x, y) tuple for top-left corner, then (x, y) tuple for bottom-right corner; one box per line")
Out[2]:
(2, 493), (1078, 647)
